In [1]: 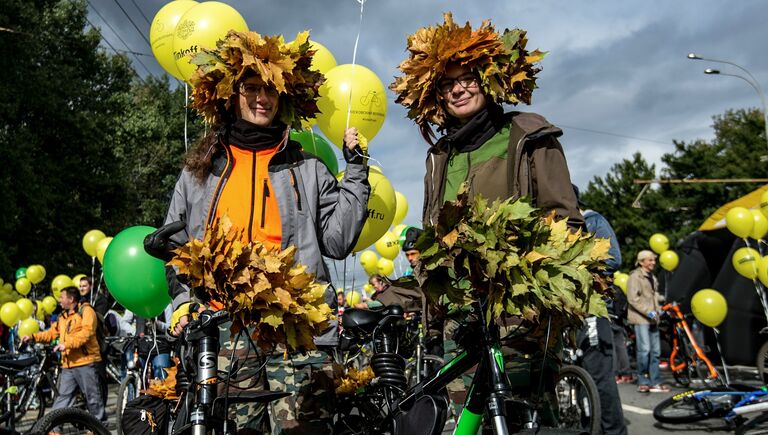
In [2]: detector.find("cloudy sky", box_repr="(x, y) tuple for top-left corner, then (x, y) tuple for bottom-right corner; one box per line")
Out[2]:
(89, 0), (768, 285)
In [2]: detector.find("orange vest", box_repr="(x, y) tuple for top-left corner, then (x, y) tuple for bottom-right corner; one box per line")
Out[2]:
(214, 144), (282, 249)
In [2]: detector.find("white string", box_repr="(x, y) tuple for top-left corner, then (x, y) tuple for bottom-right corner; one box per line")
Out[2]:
(184, 83), (189, 152)
(344, 0), (366, 132)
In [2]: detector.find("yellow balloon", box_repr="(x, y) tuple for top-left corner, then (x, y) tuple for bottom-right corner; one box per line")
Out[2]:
(71, 274), (87, 288)
(316, 64), (387, 148)
(96, 236), (113, 264)
(613, 272), (628, 293)
(25, 264), (46, 285)
(377, 257), (394, 277)
(347, 291), (361, 306)
(726, 207), (754, 239)
(83, 229), (106, 257)
(363, 283), (374, 295)
(0, 302), (21, 327)
(309, 40), (337, 75)
(751, 209), (768, 240)
(172, 2), (248, 83)
(0, 277), (3, 287)
(2, 283), (11, 293)
(42, 296), (58, 315)
(659, 250), (679, 272)
(649, 233), (669, 255)
(392, 192), (408, 227)
(15, 277), (31, 296)
(732, 247), (761, 279)
(18, 318), (40, 337)
(690, 289), (727, 327)
(51, 275), (74, 294)
(16, 298), (34, 319)
(35, 301), (45, 320)
(352, 171), (396, 252)
(375, 231), (400, 261)
(359, 250), (379, 276)
(150, 0), (199, 80)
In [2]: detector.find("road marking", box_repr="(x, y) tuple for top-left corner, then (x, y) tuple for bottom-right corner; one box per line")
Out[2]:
(622, 404), (653, 415)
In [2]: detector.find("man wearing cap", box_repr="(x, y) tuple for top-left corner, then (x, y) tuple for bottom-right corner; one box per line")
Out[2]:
(627, 250), (669, 392)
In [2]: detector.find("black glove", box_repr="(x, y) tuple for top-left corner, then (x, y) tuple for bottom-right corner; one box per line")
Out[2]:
(342, 144), (367, 165)
(144, 221), (186, 261)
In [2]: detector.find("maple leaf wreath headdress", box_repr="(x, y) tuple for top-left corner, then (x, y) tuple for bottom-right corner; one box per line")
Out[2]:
(189, 30), (324, 129)
(390, 12), (545, 130)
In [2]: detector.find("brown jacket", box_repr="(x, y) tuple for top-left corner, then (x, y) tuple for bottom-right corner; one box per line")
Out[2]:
(34, 302), (102, 368)
(627, 268), (662, 325)
(372, 280), (426, 313)
(423, 111), (584, 229)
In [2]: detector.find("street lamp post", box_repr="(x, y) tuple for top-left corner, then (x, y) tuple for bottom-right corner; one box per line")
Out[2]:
(688, 53), (768, 154)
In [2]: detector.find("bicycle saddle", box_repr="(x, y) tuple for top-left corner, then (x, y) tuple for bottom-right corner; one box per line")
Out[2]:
(342, 305), (404, 335)
(0, 354), (37, 373)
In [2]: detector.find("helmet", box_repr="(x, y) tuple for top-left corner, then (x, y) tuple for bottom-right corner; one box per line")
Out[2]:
(401, 227), (423, 252)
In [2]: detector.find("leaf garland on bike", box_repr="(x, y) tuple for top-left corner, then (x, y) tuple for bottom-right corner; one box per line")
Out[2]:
(416, 185), (611, 329)
(169, 215), (333, 352)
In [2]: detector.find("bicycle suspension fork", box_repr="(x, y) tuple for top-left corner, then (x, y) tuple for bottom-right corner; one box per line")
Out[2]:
(191, 326), (220, 435)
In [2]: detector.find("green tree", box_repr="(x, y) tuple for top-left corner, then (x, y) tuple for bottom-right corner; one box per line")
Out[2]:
(582, 108), (766, 270)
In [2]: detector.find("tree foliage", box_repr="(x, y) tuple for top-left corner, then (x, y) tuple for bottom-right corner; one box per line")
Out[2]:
(582, 108), (767, 270)
(0, 0), (202, 286)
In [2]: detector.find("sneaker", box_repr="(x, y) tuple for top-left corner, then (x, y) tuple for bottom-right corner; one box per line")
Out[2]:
(659, 361), (669, 369)
(638, 385), (650, 393)
(615, 376), (624, 384)
(649, 384), (671, 393)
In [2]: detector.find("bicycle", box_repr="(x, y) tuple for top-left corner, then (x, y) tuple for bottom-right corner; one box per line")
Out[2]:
(660, 301), (723, 387)
(31, 308), (290, 435)
(0, 342), (59, 433)
(114, 335), (155, 435)
(335, 300), (590, 435)
(558, 330), (602, 435)
(653, 383), (768, 434)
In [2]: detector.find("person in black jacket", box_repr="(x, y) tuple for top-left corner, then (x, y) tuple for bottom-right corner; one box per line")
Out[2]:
(77, 277), (109, 317)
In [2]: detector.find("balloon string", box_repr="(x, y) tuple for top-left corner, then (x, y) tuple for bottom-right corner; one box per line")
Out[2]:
(184, 83), (189, 152)
(90, 256), (95, 290)
(342, 257), (348, 295)
(344, 0), (366, 132)
(351, 253), (357, 295)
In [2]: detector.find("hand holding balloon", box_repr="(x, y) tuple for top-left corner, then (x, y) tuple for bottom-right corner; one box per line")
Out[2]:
(342, 127), (367, 164)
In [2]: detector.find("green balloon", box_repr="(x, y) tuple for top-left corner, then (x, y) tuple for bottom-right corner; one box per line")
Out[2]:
(103, 226), (170, 318)
(15, 267), (27, 280)
(289, 130), (339, 175)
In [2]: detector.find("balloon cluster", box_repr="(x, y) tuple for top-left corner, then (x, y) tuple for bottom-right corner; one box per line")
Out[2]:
(649, 233), (679, 272)
(357, 196), (413, 279)
(722, 196), (768, 284)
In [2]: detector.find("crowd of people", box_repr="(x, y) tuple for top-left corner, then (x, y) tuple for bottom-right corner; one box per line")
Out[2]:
(4, 14), (689, 435)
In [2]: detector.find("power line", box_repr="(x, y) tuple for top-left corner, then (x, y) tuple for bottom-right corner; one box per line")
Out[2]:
(557, 124), (675, 146)
(129, 0), (152, 26)
(109, 0), (152, 49)
(83, 15), (147, 84)
(85, 1), (153, 77)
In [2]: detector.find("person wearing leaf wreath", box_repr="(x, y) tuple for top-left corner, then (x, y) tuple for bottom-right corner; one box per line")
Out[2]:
(391, 13), (585, 417)
(148, 30), (370, 434)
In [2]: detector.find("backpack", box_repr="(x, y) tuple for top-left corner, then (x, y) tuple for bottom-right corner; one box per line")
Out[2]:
(121, 395), (170, 435)
(78, 303), (108, 355)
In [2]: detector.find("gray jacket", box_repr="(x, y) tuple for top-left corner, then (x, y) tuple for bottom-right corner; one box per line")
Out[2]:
(163, 138), (370, 315)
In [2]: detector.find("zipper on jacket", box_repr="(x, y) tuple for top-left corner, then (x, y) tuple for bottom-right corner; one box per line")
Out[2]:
(289, 168), (302, 211)
(429, 154), (436, 225)
(261, 179), (269, 228)
(247, 151), (256, 241)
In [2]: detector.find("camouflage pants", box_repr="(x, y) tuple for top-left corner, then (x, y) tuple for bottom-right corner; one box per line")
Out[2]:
(266, 350), (335, 435)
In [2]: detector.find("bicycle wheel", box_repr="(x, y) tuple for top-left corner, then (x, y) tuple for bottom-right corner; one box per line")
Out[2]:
(554, 365), (601, 435)
(737, 410), (768, 435)
(30, 407), (110, 435)
(756, 341), (768, 384)
(653, 387), (737, 424)
(116, 372), (140, 435)
(14, 384), (45, 428)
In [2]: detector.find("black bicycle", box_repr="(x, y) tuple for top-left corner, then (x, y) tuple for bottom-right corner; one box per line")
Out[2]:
(0, 342), (59, 434)
(335, 300), (589, 435)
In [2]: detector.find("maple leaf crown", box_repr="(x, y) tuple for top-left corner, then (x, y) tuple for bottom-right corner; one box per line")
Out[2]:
(389, 12), (545, 129)
(189, 30), (325, 129)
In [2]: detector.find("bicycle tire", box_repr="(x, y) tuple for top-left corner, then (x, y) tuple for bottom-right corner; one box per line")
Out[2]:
(756, 341), (768, 384)
(653, 386), (737, 424)
(554, 365), (601, 435)
(30, 407), (110, 435)
(737, 410), (768, 435)
(116, 372), (140, 435)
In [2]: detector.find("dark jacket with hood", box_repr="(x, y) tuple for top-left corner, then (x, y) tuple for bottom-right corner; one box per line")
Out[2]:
(423, 104), (584, 230)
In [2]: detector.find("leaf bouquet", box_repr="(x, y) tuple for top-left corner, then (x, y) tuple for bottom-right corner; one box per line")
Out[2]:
(169, 216), (332, 351)
(417, 186), (611, 333)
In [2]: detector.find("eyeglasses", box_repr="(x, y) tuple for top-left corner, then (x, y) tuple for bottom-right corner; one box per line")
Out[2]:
(437, 74), (479, 94)
(239, 82), (278, 97)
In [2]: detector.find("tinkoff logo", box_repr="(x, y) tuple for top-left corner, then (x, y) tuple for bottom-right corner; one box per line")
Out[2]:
(176, 19), (195, 40)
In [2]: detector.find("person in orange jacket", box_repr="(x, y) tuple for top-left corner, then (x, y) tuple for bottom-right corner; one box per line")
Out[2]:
(22, 286), (107, 425)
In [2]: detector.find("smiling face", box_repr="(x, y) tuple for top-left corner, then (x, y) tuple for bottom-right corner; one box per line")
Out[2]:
(235, 76), (279, 127)
(439, 63), (487, 123)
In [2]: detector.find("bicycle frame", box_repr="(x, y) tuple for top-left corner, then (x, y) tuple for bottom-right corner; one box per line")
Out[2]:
(685, 388), (768, 422)
(662, 301), (719, 380)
